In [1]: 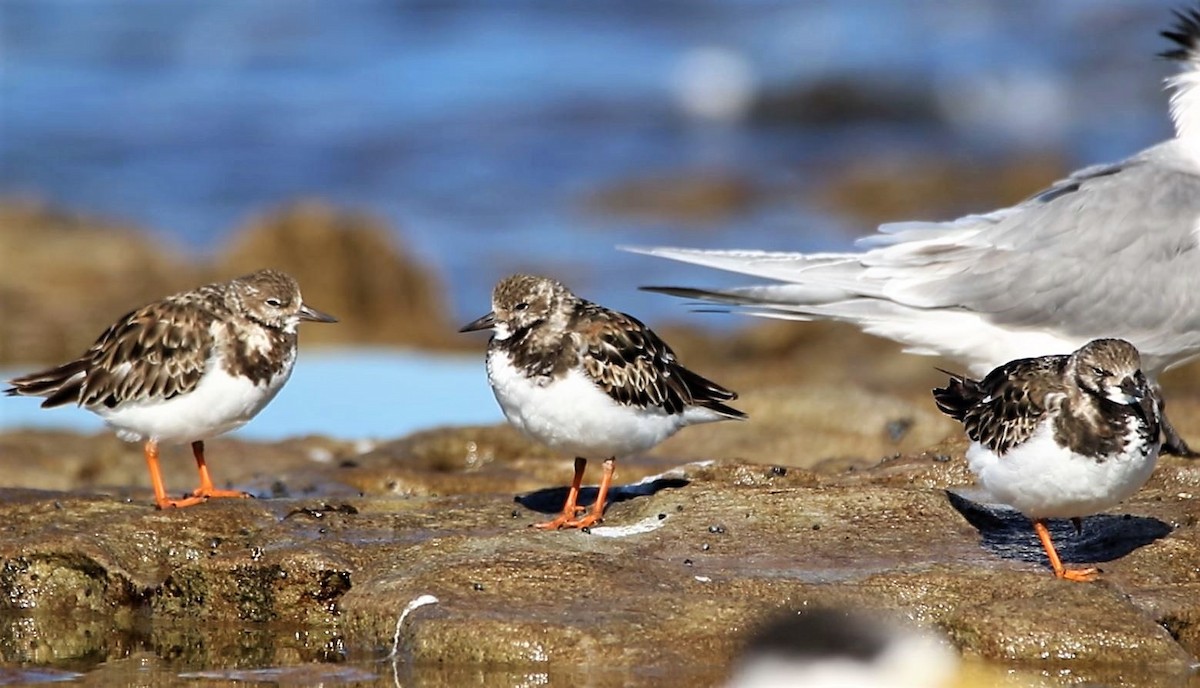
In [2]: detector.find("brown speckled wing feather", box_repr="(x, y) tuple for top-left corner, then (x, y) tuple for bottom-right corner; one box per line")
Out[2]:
(8, 298), (216, 409)
(934, 355), (1067, 454)
(575, 305), (744, 418)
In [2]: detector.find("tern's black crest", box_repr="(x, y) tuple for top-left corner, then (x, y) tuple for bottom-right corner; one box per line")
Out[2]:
(1161, 7), (1200, 61)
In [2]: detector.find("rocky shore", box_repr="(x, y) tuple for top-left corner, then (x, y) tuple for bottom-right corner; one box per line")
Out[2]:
(1, 428), (1198, 687)
(2, 199), (1199, 686)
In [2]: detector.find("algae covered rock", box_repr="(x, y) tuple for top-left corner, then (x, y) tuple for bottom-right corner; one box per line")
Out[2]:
(1, 441), (1197, 686)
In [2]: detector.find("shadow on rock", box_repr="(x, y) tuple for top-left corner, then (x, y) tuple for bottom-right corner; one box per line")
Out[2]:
(945, 490), (1173, 566)
(514, 477), (690, 514)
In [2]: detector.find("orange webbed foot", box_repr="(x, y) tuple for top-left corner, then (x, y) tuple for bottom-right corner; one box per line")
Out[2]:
(155, 495), (209, 510)
(532, 506), (587, 530)
(189, 487), (252, 501)
(563, 511), (604, 530)
(187, 441), (251, 503)
(1033, 519), (1100, 582)
(1058, 567), (1100, 583)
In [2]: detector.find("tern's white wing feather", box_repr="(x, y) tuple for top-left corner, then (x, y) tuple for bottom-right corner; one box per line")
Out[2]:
(629, 9), (1200, 377)
(630, 142), (1200, 377)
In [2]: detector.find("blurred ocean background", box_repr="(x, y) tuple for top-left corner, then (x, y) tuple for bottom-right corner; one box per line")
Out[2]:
(0, 0), (1184, 438)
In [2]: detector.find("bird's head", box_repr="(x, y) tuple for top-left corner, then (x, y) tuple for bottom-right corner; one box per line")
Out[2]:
(460, 274), (574, 340)
(1071, 338), (1149, 406)
(233, 269), (337, 332)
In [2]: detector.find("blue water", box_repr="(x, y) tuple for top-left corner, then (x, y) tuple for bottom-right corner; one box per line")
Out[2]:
(0, 0), (1180, 323)
(0, 349), (502, 440)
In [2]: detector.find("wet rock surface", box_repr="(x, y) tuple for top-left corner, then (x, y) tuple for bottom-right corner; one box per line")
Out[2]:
(1, 427), (1199, 686)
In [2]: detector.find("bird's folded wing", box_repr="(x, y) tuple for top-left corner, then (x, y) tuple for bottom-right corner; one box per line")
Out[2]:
(76, 300), (216, 408)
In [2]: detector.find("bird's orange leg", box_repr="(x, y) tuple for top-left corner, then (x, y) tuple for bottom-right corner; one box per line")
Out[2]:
(189, 441), (251, 501)
(1033, 519), (1098, 582)
(565, 458), (615, 530)
(533, 457), (588, 530)
(144, 440), (205, 509)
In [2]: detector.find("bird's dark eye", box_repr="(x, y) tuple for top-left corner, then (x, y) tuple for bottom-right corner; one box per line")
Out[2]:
(1091, 366), (1105, 376)
(266, 298), (282, 307)
(515, 302), (529, 311)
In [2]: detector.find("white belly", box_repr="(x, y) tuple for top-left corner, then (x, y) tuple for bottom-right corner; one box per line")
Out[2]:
(96, 350), (295, 445)
(966, 419), (1158, 519)
(486, 349), (718, 457)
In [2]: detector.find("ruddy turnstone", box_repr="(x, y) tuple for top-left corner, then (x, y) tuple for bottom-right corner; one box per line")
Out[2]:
(460, 274), (746, 530)
(933, 338), (1160, 581)
(628, 6), (1200, 456)
(5, 269), (336, 509)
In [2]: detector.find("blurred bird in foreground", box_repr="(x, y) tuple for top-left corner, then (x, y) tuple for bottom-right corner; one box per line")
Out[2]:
(726, 607), (958, 688)
(727, 607), (1044, 688)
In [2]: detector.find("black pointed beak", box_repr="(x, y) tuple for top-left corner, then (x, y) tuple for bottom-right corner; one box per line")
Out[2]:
(1119, 374), (1159, 428)
(1119, 376), (1145, 402)
(299, 303), (338, 323)
(459, 311), (496, 333)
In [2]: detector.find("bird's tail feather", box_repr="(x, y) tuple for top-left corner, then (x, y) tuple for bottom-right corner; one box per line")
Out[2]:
(5, 360), (87, 408)
(675, 365), (747, 421)
(931, 369), (981, 422)
(620, 245), (862, 286)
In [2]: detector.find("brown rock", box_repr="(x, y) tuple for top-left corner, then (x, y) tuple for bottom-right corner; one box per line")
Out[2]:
(648, 384), (956, 470)
(0, 199), (201, 365)
(220, 201), (456, 349)
(0, 198), (456, 366)
(580, 171), (759, 223)
(2, 433), (1199, 686)
(750, 75), (939, 126)
(0, 429), (359, 498)
(814, 153), (1067, 227)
